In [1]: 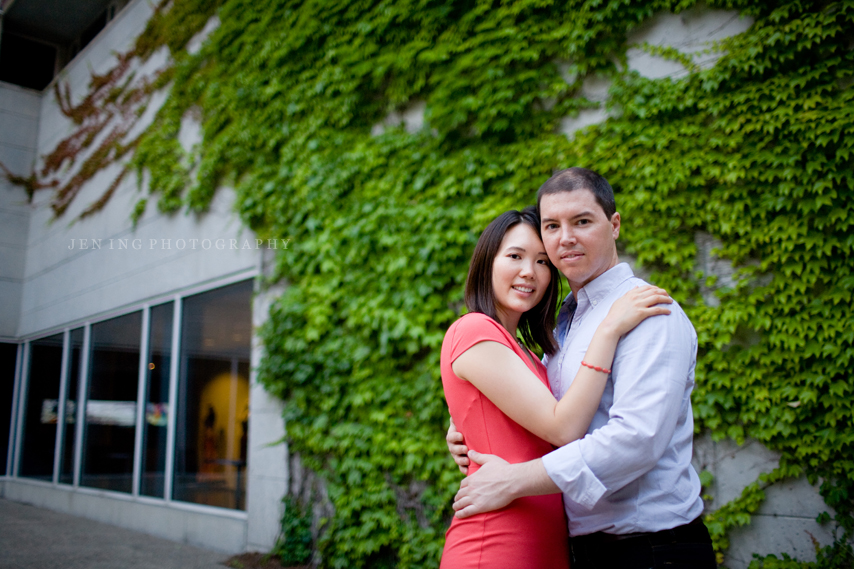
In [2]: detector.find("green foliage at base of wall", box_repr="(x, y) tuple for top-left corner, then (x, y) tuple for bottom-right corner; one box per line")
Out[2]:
(15, 0), (854, 567)
(272, 496), (315, 567)
(748, 536), (854, 569)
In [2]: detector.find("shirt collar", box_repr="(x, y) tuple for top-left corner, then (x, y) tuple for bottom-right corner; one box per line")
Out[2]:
(575, 262), (634, 309)
(554, 263), (634, 349)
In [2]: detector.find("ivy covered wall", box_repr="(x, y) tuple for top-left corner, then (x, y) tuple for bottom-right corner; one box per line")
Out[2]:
(7, 0), (854, 567)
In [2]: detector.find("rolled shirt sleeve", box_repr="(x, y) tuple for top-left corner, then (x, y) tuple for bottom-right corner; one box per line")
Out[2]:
(541, 266), (703, 534)
(543, 312), (695, 508)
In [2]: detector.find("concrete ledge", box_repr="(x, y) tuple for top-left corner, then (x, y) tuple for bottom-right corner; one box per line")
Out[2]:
(725, 514), (836, 567)
(1, 478), (247, 553)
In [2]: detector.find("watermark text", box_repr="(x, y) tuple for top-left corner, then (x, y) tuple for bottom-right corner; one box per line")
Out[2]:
(68, 238), (291, 250)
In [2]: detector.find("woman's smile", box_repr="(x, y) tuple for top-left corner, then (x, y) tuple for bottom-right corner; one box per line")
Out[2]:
(492, 224), (552, 334)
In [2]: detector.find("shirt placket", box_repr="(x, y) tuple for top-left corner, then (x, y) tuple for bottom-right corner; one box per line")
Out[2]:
(556, 294), (589, 397)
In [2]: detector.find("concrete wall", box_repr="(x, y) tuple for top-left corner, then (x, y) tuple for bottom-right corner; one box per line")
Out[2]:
(693, 436), (837, 567)
(366, 7), (839, 567)
(0, 82), (39, 340)
(622, 9), (837, 567)
(1, 0), (287, 554)
(20, 0), (258, 339)
(0, 477), (247, 553)
(1, 2), (839, 565)
(246, 272), (288, 552)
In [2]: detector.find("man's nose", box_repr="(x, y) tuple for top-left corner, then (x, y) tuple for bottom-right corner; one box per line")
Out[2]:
(559, 228), (576, 246)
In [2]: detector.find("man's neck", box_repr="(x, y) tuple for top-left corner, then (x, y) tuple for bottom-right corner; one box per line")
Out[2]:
(568, 258), (621, 299)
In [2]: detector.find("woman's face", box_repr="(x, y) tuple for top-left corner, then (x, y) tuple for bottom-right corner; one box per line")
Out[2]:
(492, 223), (552, 329)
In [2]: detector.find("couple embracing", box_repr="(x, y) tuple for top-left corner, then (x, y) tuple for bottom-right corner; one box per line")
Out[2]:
(439, 167), (716, 568)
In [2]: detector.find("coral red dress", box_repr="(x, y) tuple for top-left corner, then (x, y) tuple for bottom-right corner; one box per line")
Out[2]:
(440, 313), (570, 569)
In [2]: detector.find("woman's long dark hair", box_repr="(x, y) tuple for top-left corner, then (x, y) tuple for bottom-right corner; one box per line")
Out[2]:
(464, 206), (560, 356)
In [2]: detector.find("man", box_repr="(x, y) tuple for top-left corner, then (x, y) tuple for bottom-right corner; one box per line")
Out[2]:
(447, 167), (715, 567)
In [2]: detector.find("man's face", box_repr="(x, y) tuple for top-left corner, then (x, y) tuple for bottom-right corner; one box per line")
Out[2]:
(539, 189), (621, 293)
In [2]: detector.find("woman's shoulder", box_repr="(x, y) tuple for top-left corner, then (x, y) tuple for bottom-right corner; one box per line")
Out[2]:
(444, 312), (513, 349)
(449, 312), (505, 335)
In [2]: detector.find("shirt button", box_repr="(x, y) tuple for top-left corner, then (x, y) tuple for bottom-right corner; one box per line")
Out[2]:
(592, 300), (598, 306)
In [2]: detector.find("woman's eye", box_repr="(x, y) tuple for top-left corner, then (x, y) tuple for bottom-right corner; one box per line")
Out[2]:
(509, 254), (521, 259)
(537, 259), (549, 265)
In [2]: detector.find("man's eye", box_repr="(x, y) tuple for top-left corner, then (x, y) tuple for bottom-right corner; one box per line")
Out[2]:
(577, 219), (590, 225)
(544, 223), (558, 230)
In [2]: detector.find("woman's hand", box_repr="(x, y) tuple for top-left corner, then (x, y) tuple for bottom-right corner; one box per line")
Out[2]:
(446, 417), (470, 474)
(600, 285), (672, 338)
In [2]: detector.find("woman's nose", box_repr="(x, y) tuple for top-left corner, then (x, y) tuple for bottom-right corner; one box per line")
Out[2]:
(519, 260), (535, 278)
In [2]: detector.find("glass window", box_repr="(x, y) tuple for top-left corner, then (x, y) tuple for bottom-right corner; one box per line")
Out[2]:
(81, 312), (141, 493)
(174, 280), (252, 510)
(1, 343), (19, 475)
(0, 31), (57, 90)
(19, 334), (64, 480)
(140, 302), (173, 498)
(59, 328), (84, 485)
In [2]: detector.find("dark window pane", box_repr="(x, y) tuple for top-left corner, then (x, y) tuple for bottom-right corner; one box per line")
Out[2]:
(0, 343), (19, 475)
(59, 328), (84, 484)
(0, 32), (57, 91)
(81, 312), (141, 493)
(79, 10), (108, 51)
(174, 280), (252, 510)
(140, 302), (173, 498)
(19, 334), (63, 479)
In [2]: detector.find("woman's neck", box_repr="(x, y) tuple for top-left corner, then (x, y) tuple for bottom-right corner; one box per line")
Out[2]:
(495, 308), (520, 338)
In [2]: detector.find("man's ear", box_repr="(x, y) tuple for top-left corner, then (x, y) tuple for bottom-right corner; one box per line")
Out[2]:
(610, 212), (621, 240)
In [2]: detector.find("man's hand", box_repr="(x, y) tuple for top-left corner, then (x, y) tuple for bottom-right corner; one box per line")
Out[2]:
(452, 451), (516, 518)
(446, 417), (469, 474)
(453, 453), (559, 519)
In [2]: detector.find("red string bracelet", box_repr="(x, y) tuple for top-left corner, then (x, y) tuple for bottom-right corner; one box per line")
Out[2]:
(581, 361), (611, 374)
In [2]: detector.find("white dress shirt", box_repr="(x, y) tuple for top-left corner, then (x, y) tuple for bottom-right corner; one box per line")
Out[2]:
(542, 263), (704, 536)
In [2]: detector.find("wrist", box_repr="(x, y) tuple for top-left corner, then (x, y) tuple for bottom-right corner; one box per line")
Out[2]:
(506, 462), (528, 501)
(596, 318), (622, 338)
(508, 459), (557, 499)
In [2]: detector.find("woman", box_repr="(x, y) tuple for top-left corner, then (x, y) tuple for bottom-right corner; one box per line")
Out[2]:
(440, 207), (671, 568)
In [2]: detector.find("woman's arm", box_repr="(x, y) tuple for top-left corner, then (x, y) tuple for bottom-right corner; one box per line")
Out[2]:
(451, 285), (671, 447)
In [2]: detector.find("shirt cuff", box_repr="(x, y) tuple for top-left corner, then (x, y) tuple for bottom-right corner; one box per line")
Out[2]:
(542, 442), (607, 511)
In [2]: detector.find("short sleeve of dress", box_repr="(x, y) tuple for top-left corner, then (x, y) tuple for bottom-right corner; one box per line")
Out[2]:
(447, 313), (513, 364)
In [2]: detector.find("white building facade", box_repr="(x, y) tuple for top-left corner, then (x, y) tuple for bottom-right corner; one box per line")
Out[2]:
(0, 0), (287, 553)
(0, 0), (839, 565)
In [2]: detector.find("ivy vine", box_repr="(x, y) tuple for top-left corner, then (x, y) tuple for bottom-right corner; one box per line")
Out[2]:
(5, 0), (853, 567)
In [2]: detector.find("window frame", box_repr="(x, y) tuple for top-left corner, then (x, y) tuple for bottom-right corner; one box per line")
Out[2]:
(8, 269), (255, 514)
(3, 342), (24, 477)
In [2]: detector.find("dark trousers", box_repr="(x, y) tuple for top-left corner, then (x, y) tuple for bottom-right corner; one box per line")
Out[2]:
(569, 517), (716, 569)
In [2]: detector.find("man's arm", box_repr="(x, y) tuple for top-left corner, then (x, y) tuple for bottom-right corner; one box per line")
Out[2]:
(542, 309), (696, 509)
(453, 308), (696, 515)
(452, 452), (560, 519)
